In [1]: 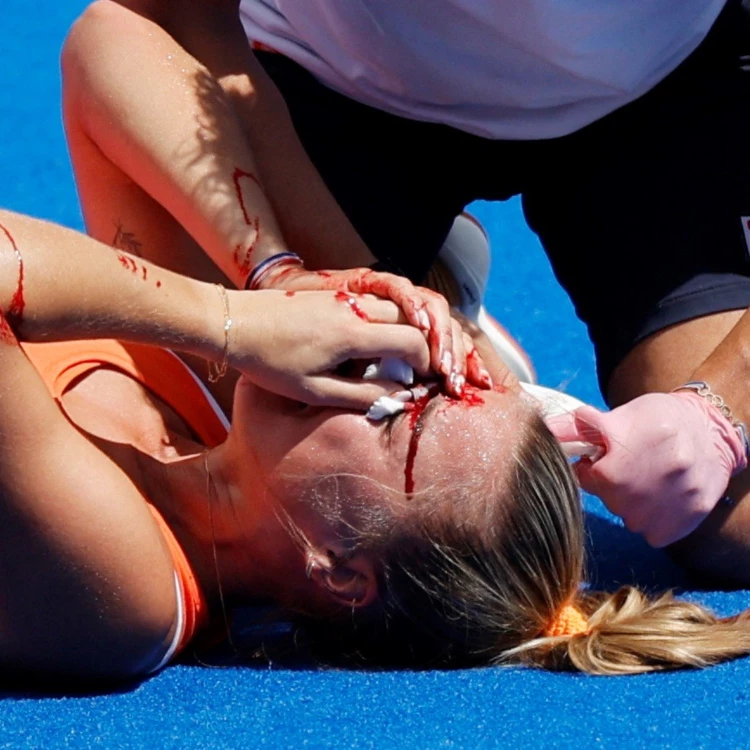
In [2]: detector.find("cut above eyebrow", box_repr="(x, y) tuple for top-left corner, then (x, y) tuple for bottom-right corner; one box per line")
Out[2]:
(384, 392), (443, 447)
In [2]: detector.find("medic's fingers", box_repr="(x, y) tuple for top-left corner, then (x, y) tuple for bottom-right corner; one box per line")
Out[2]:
(419, 290), (456, 380)
(547, 406), (609, 447)
(342, 323), (431, 376)
(573, 457), (612, 500)
(445, 318), (467, 397)
(348, 272), (431, 332)
(352, 273), (455, 378)
(466, 340), (493, 389)
(340, 294), (410, 325)
(305, 377), (409, 411)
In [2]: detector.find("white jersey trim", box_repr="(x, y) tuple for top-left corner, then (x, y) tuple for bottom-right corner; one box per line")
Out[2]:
(145, 352), (228, 673)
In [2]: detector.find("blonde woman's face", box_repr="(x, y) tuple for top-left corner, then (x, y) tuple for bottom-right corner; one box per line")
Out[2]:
(230, 374), (535, 519)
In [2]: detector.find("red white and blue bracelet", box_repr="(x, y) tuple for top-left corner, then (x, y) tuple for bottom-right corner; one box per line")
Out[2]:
(244, 251), (304, 291)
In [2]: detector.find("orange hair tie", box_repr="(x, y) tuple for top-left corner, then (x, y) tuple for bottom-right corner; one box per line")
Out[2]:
(544, 603), (589, 638)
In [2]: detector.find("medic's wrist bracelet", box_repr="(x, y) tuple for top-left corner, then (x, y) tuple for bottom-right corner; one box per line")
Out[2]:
(672, 380), (750, 459)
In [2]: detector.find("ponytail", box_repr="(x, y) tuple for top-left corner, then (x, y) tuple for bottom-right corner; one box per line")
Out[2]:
(296, 408), (750, 676)
(509, 587), (750, 675)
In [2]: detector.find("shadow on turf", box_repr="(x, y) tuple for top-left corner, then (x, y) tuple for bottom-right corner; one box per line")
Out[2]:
(584, 511), (693, 593)
(0, 513), (727, 693)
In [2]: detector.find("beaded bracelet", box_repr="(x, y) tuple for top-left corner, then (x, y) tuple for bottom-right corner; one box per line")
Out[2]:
(207, 284), (232, 383)
(244, 251), (304, 291)
(672, 380), (750, 459)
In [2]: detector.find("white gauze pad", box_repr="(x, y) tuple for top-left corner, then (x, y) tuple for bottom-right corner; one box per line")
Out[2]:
(365, 358), (415, 422)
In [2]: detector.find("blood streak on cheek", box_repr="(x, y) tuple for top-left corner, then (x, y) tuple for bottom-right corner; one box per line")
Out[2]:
(334, 291), (371, 321)
(0, 223), (25, 325)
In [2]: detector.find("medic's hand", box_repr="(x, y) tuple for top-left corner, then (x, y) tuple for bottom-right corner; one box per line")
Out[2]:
(257, 264), (492, 396)
(546, 392), (748, 548)
(225, 289), (432, 409)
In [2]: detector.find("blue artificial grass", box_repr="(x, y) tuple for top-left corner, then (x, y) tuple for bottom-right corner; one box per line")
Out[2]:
(2, 2), (750, 748)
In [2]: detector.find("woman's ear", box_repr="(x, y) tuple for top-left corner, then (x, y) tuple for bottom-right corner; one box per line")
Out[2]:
(306, 545), (378, 609)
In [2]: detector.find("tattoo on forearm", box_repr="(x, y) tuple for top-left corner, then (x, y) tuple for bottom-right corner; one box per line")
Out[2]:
(112, 221), (143, 257)
(231, 167), (262, 278)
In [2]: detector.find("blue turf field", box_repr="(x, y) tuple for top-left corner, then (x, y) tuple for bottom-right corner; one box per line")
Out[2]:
(2, 2), (750, 748)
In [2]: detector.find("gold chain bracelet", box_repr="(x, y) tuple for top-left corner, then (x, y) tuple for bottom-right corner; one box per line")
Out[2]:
(207, 284), (232, 383)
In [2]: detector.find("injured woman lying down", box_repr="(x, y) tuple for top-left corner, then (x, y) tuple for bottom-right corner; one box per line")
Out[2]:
(3, 208), (750, 685)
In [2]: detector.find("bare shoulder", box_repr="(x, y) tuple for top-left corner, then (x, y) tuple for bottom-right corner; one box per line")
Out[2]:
(0, 350), (186, 681)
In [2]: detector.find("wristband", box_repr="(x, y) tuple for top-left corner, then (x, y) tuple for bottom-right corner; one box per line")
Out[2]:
(244, 251), (303, 290)
(672, 381), (750, 461)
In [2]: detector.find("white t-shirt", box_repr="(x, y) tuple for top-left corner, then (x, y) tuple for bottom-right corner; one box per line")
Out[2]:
(239, 0), (727, 139)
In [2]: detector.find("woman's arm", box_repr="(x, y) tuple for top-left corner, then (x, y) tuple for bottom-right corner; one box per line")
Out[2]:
(545, 305), (750, 574)
(61, 0), (473, 388)
(0, 209), (226, 360)
(0, 310), (179, 680)
(0, 206), (430, 680)
(666, 308), (750, 582)
(62, 0), (374, 286)
(0, 209), (434, 408)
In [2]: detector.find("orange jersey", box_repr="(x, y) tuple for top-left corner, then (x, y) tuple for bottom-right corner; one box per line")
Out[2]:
(21, 338), (229, 669)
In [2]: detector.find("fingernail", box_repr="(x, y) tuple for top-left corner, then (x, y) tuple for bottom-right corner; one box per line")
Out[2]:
(418, 309), (430, 330)
(441, 350), (453, 375)
(454, 373), (466, 396)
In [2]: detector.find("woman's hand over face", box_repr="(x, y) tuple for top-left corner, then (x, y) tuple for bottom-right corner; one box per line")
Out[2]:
(226, 289), (434, 409)
(258, 265), (492, 397)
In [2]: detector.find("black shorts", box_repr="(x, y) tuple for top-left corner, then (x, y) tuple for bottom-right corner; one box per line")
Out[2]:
(256, 0), (750, 396)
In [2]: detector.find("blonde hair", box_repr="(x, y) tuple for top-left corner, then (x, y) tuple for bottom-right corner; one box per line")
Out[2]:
(305, 412), (750, 675)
